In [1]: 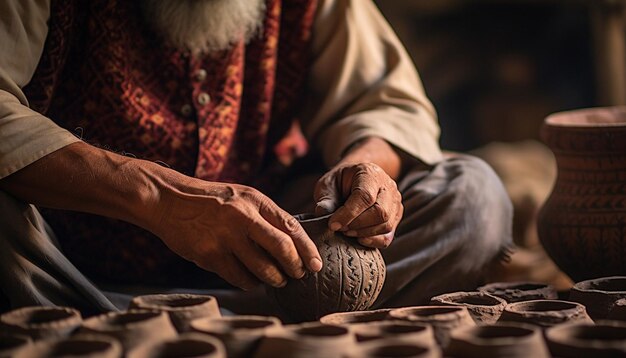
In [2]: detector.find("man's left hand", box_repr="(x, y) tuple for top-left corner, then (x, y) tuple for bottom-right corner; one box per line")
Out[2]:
(314, 162), (403, 249)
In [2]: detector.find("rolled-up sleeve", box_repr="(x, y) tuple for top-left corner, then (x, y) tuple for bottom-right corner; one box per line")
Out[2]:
(0, 0), (80, 179)
(301, 0), (443, 166)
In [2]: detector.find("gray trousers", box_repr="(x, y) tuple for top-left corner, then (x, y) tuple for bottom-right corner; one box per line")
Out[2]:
(0, 155), (512, 315)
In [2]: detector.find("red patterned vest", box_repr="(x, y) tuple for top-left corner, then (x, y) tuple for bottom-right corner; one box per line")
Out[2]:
(24, 0), (317, 285)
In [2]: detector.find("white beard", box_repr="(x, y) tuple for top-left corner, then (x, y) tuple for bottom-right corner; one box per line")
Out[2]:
(141, 0), (266, 54)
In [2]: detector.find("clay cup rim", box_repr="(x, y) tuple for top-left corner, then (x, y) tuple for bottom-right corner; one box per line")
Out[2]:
(547, 322), (626, 349)
(504, 300), (586, 317)
(545, 107), (626, 128)
(572, 276), (626, 295)
(0, 306), (82, 329)
(432, 292), (507, 308)
(190, 315), (280, 335)
(450, 323), (540, 346)
(130, 294), (218, 312)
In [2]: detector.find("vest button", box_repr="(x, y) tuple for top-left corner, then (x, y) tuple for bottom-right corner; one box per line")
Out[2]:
(197, 92), (211, 106)
(193, 69), (207, 82)
(181, 104), (193, 116)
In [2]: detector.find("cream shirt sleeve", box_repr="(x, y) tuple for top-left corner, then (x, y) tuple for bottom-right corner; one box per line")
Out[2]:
(0, 0), (80, 179)
(301, 0), (443, 166)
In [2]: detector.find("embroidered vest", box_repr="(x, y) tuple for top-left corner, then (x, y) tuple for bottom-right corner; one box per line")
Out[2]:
(24, 0), (317, 285)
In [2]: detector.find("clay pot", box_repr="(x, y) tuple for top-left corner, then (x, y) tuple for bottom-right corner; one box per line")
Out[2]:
(389, 306), (475, 347)
(254, 322), (356, 358)
(128, 333), (225, 358)
(353, 339), (441, 358)
(445, 323), (550, 358)
(498, 300), (593, 328)
(608, 298), (626, 321)
(190, 315), (282, 358)
(349, 321), (436, 347)
(545, 321), (626, 357)
(129, 293), (221, 332)
(15, 334), (122, 358)
(478, 281), (558, 303)
(537, 107), (626, 282)
(569, 276), (626, 320)
(0, 334), (32, 357)
(80, 310), (177, 352)
(269, 214), (386, 322)
(319, 309), (392, 325)
(0, 306), (82, 340)
(430, 291), (507, 324)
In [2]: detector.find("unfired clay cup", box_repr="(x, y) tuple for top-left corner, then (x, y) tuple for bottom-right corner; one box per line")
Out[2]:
(319, 309), (393, 325)
(445, 323), (550, 358)
(430, 291), (507, 324)
(545, 321), (626, 357)
(190, 315), (281, 358)
(14, 334), (122, 358)
(498, 300), (593, 328)
(389, 306), (475, 347)
(80, 310), (177, 352)
(129, 293), (221, 332)
(569, 276), (626, 320)
(349, 321), (436, 347)
(478, 281), (558, 303)
(353, 339), (441, 358)
(0, 306), (82, 340)
(128, 333), (225, 358)
(0, 334), (32, 357)
(253, 322), (356, 358)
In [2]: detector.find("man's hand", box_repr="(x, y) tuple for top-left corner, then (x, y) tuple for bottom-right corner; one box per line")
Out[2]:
(151, 180), (323, 291)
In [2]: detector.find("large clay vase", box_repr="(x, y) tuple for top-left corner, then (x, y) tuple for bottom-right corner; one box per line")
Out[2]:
(129, 293), (221, 332)
(269, 214), (386, 322)
(537, 107), (626, 282)
(0, 306), (82, 340)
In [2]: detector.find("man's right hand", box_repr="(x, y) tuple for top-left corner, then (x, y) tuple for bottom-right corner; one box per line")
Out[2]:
(148, 179), (323, 290)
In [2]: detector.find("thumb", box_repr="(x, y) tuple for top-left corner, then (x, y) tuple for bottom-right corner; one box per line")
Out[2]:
(314, 176), (340, 215)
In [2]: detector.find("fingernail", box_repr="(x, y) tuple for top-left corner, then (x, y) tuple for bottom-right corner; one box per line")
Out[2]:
(329, 222), (341, 231)
(309, 257), (323, 272)
(360, 238), (373, 246)
(275, 280), (287, 288)
(346, 230), (357, 236)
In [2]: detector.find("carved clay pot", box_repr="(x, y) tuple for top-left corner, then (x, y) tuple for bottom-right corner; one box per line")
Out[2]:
(319, 309), (392, 325)
(269, 214), (386, 322)
(498, 300), (593, 328)
(389, 306), (475, 347)
(608, 297), (626, 321)
(445, 323), (550, 358)
(129, 293), (221, 332)
(430, 291), (507, 324)
(353, 339), (441, 358)
(0, 306), (82, 340)
(0, 334), (32, 357)
(537, 107), (626, 282)
(545, 321), (626, 357)
(349, 321), (436, 347)
(190, 315), (282, 358)
(80, 310), (177, 352)
(478, 282), (558, 303)
(253, 322), (356, 358)
(569, 276), (626, 320)
(15, 334), (122, 358)
(128, 333), (225, 358)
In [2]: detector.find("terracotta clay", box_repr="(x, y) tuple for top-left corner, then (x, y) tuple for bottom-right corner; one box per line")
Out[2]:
(537, 107), (626, 282)
(190, 315), (282, 358)
(498, 299), (593, 328)
(253, 322), (356, 358)
(608, 298), (626, 321)
(349, 321), (436, 347)
(0, 306), (82, 340)
(430, 291), (507, 324)
(129, 293), (221, 332)
(0, 334), (32, 357)
(269, 214), (386, 322)
(389, 306), (475, 347)
(80, 310), (177, 352)
(546, 321), (626, 357)
(478, 282), (558, 303)
(319, 309), (392, 325)
(446, 323), (550, 358)
(569, 276), (626, 320)
(15, 334), (122, 358)
(128, 333), (225, 358)
(353, 339), (441, 358)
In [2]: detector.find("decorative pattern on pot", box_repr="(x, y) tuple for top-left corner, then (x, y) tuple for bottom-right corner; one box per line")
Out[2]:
(349, 321), (436, 347)
(537, 107), (626, 282)
(498, 300), (593, 328)
(478, 282), (558, 303)
(80, 310), (177, 352)
(569, 276), (626, 320)
(319, 309), (392, 325)
(430, 291), (507, 324)
(128, 333), (225, 358)
(0, 334), (32, 357)
(545, 321), (626, 357)
(190, 315), (281, 358)
(352, 338), (441, 358)
(269, 214), (386, 322)
(388, 306), (475, 347)
(14, 334), (122, 358)
(129, 293), (221, 332)
(445, 323), (550, 358)
(0, 306), (82, 340)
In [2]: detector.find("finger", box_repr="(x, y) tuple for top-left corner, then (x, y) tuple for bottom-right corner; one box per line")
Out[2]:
(200, 255), (259, 291)
(329, 171), (379, 230)
(345, 187), (394, 230)
(232, 238), (287, 288)
(314, 175), (340, 215)
(259, 202), (323, 273)
(358, 231), (395, 249)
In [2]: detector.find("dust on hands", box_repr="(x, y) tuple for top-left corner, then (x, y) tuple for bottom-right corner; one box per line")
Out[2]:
(314, 163), (403, 249)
